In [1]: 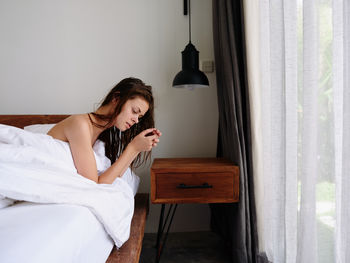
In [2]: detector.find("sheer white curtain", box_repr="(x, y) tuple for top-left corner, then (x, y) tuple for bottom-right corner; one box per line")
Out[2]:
(244, 0), (350, 262)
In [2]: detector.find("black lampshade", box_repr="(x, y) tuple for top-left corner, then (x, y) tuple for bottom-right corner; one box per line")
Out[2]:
(172, 0), (209, 89)
(172, 43), (209, 89)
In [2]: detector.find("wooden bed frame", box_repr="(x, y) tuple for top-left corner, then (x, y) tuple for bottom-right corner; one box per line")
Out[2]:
(0, 114), (149, 263)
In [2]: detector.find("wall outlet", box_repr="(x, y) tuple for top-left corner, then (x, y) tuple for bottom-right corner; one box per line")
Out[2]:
(201, 60), (214, 73)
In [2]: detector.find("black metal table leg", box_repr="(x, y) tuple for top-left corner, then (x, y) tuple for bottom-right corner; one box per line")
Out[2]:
(155, 204), (165, 250)
(155, 204), (178, 263)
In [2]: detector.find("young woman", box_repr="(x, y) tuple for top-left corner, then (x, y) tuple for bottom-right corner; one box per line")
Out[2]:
(47, 77), (161, 184)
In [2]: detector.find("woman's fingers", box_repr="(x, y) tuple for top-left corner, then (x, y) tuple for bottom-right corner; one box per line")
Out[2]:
(154, 129), (162, 137)
(132, 128), (161, 152)
(140, 128), (162, 138)
(141, 128), (156, 136)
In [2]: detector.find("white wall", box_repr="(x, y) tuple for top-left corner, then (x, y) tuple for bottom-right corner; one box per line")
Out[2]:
(0, 0), (218, 233)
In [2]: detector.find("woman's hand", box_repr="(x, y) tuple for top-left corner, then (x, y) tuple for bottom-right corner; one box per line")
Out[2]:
(149, 128), (161, 147)
(129, 128), (161, 153)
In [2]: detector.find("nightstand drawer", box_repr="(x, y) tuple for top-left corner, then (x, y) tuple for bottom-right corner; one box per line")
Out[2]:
(153, 172), (236, 204)
(151, 158), (239, 204)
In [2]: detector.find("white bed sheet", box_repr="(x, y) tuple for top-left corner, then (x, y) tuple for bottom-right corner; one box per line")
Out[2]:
(0, 123), (141, 262)
(0, 202), (114, 263)
(0, 168), (140, 263)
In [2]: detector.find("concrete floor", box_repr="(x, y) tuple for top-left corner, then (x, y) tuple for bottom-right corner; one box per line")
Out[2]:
(139, 231), (231, 263)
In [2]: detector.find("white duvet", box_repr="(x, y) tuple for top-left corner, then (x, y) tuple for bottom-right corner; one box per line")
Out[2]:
(0, 124), (134, 248)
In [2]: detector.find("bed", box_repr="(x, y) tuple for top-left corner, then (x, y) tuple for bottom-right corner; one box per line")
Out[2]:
(0, 115), (149, 263)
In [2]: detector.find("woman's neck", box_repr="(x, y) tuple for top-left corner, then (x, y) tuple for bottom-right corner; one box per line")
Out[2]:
(89, 103), (115, 138)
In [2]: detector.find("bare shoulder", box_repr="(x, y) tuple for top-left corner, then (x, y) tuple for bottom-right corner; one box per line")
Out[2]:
(64, 114), (90, 128)
(48, 114), (91, 142)
(63, 114), (92, 136)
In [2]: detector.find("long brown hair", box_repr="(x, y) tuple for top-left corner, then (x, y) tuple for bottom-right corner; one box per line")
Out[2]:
(90, 77), (154, 170)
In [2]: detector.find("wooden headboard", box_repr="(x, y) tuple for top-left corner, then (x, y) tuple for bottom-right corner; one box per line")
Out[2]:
(0, 115), (70, 128)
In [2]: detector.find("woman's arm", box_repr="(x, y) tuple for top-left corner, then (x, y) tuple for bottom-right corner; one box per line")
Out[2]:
(65, 117), (159, 184)
(64, 116), (99, 182)
(98, 128), (159, 184)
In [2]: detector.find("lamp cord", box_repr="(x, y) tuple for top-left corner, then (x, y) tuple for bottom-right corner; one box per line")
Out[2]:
(189, 0), (191, 43)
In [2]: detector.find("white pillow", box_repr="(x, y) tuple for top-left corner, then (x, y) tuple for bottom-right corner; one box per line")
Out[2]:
(23, 124), (140, 195)
(24, 123), (55, 134)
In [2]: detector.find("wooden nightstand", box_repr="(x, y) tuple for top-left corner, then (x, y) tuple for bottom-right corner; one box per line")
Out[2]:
(150, 158), (239, 262)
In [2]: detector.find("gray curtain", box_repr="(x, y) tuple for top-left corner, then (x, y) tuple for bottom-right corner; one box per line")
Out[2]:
(210, 1), (263, 262)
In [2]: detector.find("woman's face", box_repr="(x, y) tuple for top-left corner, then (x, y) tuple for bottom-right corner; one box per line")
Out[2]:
(114, 97), (149, 131)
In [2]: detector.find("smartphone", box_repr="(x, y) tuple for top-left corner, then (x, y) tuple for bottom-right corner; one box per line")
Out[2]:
(145, 131), (154, 137)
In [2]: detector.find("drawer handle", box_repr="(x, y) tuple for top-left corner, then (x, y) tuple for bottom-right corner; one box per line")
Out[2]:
(176, 183), (213, 189)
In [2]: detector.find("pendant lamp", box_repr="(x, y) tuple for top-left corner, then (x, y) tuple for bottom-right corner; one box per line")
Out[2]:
(172, 0), (209, 89)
